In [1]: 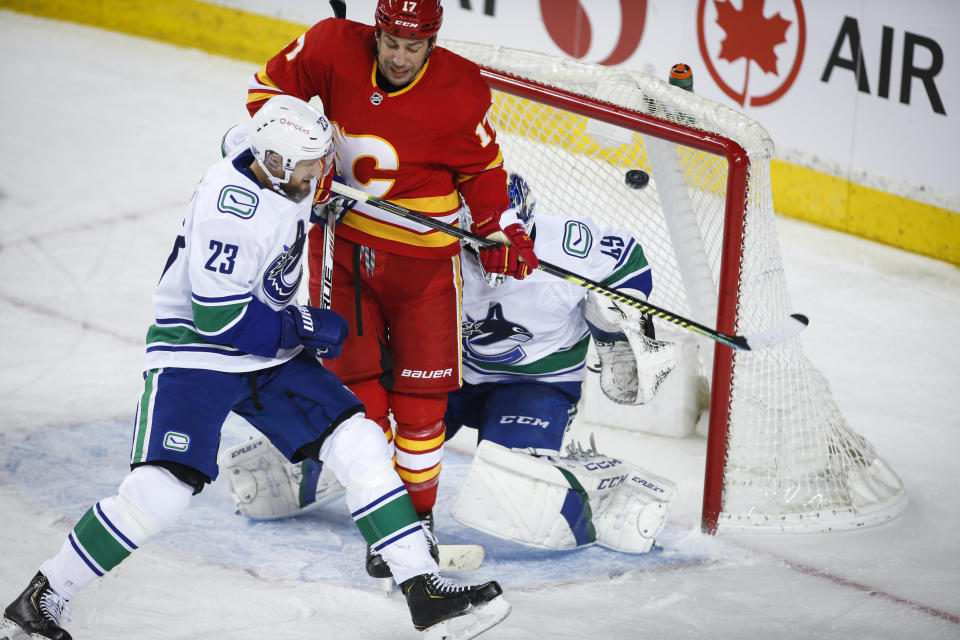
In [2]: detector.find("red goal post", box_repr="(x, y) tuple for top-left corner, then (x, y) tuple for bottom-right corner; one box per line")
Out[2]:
(443, 39), (907, 534)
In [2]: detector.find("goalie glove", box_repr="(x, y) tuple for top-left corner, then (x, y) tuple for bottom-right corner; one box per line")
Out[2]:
(471, 206), (539, 279)
(584, 290), (678, 405)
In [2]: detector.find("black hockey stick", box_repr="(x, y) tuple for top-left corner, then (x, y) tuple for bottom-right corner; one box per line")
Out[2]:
(329, 0), (346, 19)
(329, 182), (808, 351)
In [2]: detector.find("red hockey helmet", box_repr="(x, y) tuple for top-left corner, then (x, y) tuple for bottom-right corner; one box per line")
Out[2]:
(375, 0), (443, 40)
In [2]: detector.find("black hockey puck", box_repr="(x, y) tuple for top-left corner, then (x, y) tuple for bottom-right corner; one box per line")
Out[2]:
(625, 169), (650, 189)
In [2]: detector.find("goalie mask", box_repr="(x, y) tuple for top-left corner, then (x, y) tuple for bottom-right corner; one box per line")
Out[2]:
(249, 95), (335, 201)
(464, 172), (537, 288)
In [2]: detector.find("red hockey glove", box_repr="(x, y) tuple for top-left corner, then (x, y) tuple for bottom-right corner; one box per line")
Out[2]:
(310, 176), (357, 226)
(471, 207), (539, 279)
(476, 242), (533, 280)
(312, 165), (336, 208)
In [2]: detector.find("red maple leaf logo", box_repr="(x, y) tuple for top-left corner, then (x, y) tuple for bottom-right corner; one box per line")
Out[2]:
(714, 0), (791, 75)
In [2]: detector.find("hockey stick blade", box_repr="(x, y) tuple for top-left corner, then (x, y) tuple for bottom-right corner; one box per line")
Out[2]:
(439, 544), (485, 572)
(329, 181), (809, 351)
(739, 313), (809, 351)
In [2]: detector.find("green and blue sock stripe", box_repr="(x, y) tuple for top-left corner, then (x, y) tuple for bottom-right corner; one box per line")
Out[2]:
(554, 467), (597, 546)
(368, 521), (424, 553)
(68, 532), (104, 577)
(68, 502), (138, 577)
(351, 486), (421, 551)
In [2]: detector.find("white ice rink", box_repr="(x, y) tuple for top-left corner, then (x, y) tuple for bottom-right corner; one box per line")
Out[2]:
(1, 11), (958, 640)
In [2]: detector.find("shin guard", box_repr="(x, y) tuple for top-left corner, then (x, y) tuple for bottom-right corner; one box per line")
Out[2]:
(391, 392), (447, 514)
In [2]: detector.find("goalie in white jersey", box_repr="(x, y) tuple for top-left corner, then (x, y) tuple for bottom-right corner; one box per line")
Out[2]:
(446, 174), (679, 555)
(1, 96), (509, 640)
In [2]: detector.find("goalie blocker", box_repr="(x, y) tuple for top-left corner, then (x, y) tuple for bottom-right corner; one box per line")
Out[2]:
(452, 440), (676, 554)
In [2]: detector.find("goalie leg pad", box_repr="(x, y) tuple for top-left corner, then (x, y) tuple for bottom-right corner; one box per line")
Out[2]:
(219, 436), (345, 520)
(452, 441), (676, 553)
(452, 441), (588, 550)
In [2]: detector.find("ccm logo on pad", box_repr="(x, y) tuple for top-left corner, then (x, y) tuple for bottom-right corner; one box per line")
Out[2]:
(400, 368), (453, 379)
(499, 416), (550, 428)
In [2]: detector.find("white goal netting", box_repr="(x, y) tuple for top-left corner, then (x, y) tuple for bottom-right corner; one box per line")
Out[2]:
(443, 40), (906, 533)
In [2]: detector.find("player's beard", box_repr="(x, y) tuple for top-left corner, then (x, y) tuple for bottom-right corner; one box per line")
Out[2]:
(279, 177), (314, 203)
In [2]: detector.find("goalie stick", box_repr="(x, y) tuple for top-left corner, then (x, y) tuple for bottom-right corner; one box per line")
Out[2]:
(329, 181), (808, 351)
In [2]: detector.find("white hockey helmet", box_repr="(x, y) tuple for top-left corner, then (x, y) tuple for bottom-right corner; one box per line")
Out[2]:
(249, 95), (335, 195)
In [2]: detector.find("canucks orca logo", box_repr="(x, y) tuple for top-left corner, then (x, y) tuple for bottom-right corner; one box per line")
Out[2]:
(263, 220), (305, 305)
(462, 303), (533, 364)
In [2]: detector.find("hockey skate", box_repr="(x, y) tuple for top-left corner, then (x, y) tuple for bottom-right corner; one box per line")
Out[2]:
(0, 572), (72, 640)
(401, 573), (510, 640)
(366, 511), (441, 579)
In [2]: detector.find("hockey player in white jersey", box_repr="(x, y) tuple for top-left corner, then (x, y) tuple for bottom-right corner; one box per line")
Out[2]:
(447, 173), (678, 555)
(0, 95), (508, 640)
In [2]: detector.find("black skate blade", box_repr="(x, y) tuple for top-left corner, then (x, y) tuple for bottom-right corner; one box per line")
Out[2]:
(421, 595), (511, 640)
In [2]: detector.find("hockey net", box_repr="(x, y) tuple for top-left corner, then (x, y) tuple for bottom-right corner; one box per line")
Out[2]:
(442, 40), (907, 534)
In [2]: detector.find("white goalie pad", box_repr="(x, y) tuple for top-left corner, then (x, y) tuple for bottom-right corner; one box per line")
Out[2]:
(584, 291), (678, 405)
(451, 439), (677, 554)
(218, 436), (345, 520)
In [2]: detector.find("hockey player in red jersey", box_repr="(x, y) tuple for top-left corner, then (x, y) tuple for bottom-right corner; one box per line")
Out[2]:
(246, 0), (539, 578)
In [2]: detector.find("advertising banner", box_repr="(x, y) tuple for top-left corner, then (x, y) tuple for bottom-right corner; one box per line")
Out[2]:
(7, 0), (956, 261)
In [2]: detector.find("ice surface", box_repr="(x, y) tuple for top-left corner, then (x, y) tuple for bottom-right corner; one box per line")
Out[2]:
(0, 11), (958, 640)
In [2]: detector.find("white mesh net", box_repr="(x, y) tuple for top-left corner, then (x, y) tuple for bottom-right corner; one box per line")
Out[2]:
(442, 40), (906, 533)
